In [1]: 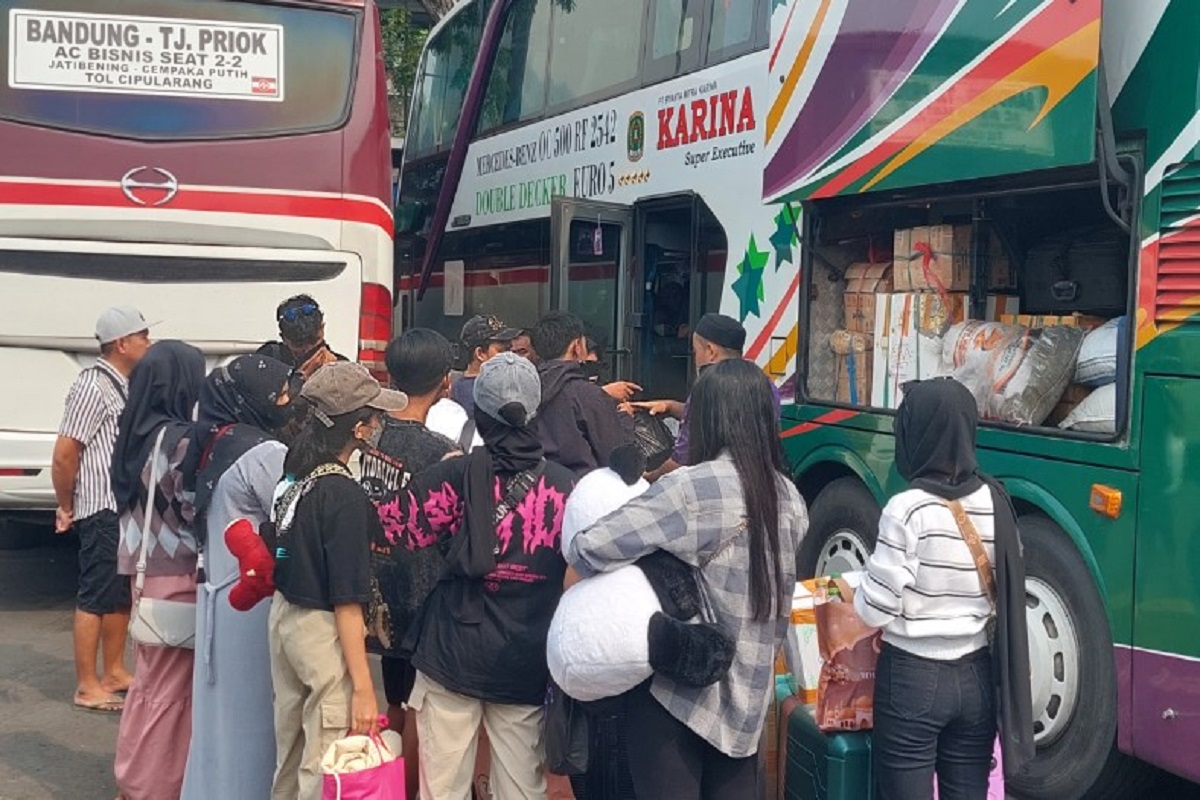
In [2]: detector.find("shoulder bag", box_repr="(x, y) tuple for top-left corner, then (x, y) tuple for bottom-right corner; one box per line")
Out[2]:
(128, 428), (197, 649)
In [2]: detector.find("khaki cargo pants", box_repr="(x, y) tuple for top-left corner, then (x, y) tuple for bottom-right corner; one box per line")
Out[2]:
(410, 670), (547, 800)
(268, 593), (354, 800)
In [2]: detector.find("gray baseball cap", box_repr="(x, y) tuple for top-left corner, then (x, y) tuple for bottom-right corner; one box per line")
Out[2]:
(474, 352), (540, 427)
(95, 306), (157, 345)
(301, 361), (407, 425)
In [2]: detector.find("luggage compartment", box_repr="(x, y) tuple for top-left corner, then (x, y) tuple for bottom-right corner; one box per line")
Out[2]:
(801, 168), (1135, 438)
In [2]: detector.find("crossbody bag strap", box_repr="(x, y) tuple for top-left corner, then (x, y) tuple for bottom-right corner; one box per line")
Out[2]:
(94, 364), (128, 403)
(457, 419), (477, 453)
(135, 427), (167, 598)
(492, 460), (546, 526)
(946, 499), (997, 609)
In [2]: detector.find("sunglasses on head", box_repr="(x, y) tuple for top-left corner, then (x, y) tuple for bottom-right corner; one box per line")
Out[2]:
(279, 303), (319, 323)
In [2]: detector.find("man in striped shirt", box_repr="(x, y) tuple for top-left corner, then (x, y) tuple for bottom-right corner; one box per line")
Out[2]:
(51, 306), (153, 712)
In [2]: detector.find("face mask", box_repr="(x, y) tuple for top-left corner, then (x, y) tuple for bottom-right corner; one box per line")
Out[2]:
(581, 360), (605, 382)
(264, 402), (296, 432)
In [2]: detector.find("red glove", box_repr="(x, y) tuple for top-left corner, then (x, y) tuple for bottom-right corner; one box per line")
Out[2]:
(224, 519), (276, 611)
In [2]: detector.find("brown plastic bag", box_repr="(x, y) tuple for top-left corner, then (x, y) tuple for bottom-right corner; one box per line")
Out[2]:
(814, 578), (882, 732)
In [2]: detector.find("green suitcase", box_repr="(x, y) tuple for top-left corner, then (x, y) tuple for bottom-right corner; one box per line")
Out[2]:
(782, 694), (874, 800)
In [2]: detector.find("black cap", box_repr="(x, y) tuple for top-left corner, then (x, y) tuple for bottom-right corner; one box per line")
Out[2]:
(461, 315), (522, 349)
(693, 313), (746, 352)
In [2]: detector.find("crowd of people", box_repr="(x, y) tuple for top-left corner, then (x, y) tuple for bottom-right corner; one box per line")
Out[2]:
(51, 293), (1026, 800)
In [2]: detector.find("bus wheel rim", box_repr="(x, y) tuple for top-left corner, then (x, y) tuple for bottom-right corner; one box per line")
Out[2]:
(1025, 576), (1081, 747)
(816, 529), (870, 576)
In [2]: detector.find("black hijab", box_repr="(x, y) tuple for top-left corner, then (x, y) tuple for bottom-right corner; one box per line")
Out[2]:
(443, 406), (544, 624)
(111, 341), (206, 514)
(894, 377), (985, 500)
(182, 355), (292, 529)
(894, 378), (1035, 778)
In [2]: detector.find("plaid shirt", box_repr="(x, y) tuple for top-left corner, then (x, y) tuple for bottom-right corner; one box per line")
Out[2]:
(567, 454), (807, 757)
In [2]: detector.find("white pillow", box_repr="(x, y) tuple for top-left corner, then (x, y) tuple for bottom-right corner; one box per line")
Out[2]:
(550, 466), (656, 701)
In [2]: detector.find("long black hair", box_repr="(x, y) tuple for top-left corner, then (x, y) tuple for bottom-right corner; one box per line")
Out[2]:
(283, 397), (375, 477)
(689, 359), (786, 621)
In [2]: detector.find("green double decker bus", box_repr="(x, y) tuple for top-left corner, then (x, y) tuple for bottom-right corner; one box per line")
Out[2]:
(767, 0), (1200, 796)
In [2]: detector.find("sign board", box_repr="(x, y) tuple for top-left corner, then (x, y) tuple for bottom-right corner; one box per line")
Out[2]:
(7, 9), (284, 101)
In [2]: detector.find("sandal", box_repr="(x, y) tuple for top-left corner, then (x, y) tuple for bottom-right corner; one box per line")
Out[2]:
(74, 693), (124, 714)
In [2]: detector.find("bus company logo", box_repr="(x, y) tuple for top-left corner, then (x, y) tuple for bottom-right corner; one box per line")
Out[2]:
(251, 77), (278, 96)
(119, 167), (179, 207)
(627, 112), (646, 162)
(657, 86), (756, 150)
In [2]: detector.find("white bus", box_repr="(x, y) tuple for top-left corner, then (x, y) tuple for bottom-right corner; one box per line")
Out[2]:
(0, 0), (395, 513)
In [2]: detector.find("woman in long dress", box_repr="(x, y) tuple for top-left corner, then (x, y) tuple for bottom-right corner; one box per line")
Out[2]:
(180, 355), (293, 800)
(111, 341), (206, 800)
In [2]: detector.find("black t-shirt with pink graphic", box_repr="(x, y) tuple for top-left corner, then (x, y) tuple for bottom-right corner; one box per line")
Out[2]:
(379, 453), (575, 705)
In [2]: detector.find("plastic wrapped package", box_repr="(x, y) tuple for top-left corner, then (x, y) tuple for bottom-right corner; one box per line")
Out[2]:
(942, 321), (1085, 426)
(1059, 383), (1117, 434)
(1074, 317), (1123, 387)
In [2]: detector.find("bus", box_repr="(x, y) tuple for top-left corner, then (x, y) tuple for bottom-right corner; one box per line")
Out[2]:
(0, 0), (394, 511)
(396, 0), (1199, 796)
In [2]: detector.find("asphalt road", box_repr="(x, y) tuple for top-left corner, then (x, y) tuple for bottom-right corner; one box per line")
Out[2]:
(0, 538), (119, 800)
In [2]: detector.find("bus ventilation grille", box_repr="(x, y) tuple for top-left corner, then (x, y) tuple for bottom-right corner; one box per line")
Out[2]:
(1157, 164), (1200, 325)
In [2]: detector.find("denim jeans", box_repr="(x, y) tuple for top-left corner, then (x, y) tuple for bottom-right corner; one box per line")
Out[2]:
(872, 643), (997, 800)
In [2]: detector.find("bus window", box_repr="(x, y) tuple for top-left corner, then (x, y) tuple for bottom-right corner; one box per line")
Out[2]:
(408, 3), (485, 158)
(0, 0), (356, 140)
(706, 0), (762, 64)
(546, 0), (645, 110)
(478, 0), (552, 136)
(645, 0), (703, 82)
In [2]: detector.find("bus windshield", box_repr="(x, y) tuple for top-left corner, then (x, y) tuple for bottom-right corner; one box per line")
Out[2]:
(0, 0), (359, 140)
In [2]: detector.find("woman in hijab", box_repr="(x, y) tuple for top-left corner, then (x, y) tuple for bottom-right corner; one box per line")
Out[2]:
(854, 377), (1034, 800)
(110, 341), (206, 800)
(385, 352), (576, 799)
(180, 355), (293, 800)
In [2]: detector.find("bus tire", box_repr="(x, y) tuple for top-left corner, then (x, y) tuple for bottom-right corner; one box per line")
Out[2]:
(795, 477), (880, 580)
(1009, 515), (1153, 800)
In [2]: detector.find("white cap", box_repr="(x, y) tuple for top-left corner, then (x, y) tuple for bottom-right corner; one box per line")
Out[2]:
(95, 306), (156, 345)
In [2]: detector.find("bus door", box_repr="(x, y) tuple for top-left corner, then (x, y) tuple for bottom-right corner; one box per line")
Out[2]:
(634, 196), (727, 400)
(550, 198), (634, 380)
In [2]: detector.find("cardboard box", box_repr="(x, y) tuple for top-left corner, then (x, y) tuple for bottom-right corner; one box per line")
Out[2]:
(986, 295), (1020, 322)
(831, 330), (872, 405)
(871, 293), (968, 408)
(895, 225), (971, 293)
(987, 233), (1014, 290)
(784, 581), (821, 704)
(999, 313), (1107, 330)
(893, 228), (912, 282)
(843, 263), (893, 335)
(1047, 384), (1094, 426)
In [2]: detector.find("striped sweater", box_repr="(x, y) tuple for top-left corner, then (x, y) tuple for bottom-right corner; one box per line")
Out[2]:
(854, 486), (995, 660)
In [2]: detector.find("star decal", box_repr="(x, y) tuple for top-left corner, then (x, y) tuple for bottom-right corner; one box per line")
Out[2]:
(770, 204), (799, 270)
(732, 235), (769, 321)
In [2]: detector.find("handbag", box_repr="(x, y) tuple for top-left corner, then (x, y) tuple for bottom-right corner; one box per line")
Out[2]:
(321, 732), (406, 800)
(128, 428), (197, 649)
(544, 680), (590, 776)
(814, 577), (881, 732)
